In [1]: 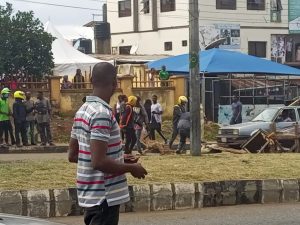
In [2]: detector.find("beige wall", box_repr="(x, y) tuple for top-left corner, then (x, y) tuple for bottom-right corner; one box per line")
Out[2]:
(7, 91), (50, 111)
(56, 69), (185, 118)
(60, 89), (123, 116)
(133, 88), (175, 118)
(59, 88), (175, 118)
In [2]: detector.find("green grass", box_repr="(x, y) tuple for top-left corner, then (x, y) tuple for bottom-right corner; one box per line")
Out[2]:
(1, 153), (300, 190)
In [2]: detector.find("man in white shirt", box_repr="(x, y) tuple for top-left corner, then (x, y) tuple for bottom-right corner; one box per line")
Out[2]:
(149, 95), (168, 144)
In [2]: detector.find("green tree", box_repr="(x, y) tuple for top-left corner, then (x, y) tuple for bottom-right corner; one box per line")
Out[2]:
(0, 3), (54, 79)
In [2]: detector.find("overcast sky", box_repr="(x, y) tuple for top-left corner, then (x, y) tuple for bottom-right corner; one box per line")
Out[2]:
(2, 0), (103, 26)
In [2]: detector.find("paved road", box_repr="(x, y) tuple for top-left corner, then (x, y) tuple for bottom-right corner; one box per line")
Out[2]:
(0, 153), (68, 161)
(49, 203), (300, 225)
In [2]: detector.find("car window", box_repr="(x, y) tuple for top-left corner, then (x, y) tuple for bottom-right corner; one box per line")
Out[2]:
(252, 108), (279, 122)
(297, 109), (300, 121)
(275, 109), (296, 122)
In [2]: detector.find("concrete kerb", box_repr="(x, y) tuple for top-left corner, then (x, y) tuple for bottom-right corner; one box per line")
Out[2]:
(0, 145), (68, 154)
(0, 179), (300, 218)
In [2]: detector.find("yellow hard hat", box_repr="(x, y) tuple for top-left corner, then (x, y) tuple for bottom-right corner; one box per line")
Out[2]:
(178, 96), (188, 104)
(14, 91), (25, 100)
(127, 96), (137, 106)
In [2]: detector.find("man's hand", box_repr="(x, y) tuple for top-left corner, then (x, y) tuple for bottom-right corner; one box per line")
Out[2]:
(129, 163), (148, 179)
(124, 154), (139, 164)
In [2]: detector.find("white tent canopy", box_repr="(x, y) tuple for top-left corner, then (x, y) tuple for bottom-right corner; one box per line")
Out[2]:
(44, 21), (103, 76)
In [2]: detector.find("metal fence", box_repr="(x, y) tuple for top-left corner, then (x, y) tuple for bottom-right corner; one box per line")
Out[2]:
(0, 78), (49, 91)
(204, 75), (300, 122)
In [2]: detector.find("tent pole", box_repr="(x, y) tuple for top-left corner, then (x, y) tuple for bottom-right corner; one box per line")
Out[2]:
(252, 74), (255, 106)
(284, 78), (286, 104)
(229, 74), (232, 105)
(265, 74), (269, 106)
(201, 73), (205, 140)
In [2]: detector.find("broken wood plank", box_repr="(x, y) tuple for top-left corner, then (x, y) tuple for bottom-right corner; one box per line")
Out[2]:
(207, 144), (248, 154)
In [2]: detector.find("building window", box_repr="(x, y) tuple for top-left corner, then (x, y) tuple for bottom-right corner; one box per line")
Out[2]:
(248, 41), (267, 58)
(161, 0), (176, 12)
(118, 0), (131, 17)
(271, 10), (281, 22)
(142, 0), (150, 14)
(164, 42), (173, 51)
(182, 40), (188, 47)
(247, 0), (265, 10)
(119, 46), (132, 55)
(216, 0), (236, 10)
(270, 0), (282, 22)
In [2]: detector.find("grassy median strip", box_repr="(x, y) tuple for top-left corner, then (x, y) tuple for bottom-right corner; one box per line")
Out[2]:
(1, 153), (300, 190)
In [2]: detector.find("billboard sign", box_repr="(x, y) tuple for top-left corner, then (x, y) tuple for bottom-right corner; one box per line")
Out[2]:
(199, 24), (240, 50)
(289, 0), (300, 33)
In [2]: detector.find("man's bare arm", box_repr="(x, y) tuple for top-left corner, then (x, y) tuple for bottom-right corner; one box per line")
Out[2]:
(90, 140), (147, 178)
(68, 138), (79, 163)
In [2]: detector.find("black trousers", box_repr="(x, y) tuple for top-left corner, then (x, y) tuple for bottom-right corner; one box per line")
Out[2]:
(14, 121), (28, 145)
(26, 121), (35, 144)
(84, 201), (120, 225)
(178, 128), (190, 151)
(169, 125), (178, 147)
(0, 120), (16, 145)
(149, 123), (167, 142)
(38, 122), (52, 144)
(124, 127), (137, 154)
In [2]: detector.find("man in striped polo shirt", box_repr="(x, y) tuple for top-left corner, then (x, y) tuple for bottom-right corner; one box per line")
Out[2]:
(69, 62), (147, 225)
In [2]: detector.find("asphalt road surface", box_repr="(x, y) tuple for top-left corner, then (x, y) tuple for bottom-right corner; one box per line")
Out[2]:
(49, 203), (300, 225)
(0, 153), (68, 161)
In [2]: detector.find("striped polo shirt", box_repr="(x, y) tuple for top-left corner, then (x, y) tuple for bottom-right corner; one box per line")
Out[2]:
(71, 96), (129, 208)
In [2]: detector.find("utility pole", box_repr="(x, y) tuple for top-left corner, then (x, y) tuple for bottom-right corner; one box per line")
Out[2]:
(189, 0), (201, 156)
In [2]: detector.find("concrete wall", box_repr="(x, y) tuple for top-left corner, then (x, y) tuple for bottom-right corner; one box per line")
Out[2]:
(60, 89), (123, 116)
(133, 87), (175, 119)
(0, 179), (299, 218)
(7, 91), (50, 109)
(57, 74), (185, 117)
(59, 88), (175, 118)
(108, 0), (289, 56)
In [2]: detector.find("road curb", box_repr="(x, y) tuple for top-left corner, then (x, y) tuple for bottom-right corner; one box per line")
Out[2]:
(0, 179), (299, 218)
(0, 145), (68, 154)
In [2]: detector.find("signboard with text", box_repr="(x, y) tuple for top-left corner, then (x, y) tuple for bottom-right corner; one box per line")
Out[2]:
(289, 0), (300, 33)
(199, 24), (241, 50)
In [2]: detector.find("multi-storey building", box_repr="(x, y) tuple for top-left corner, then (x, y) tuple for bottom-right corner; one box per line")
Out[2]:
(107, 0), (300, 66)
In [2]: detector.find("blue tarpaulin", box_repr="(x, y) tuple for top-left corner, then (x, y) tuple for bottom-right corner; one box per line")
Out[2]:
(147, 48), (300, 75)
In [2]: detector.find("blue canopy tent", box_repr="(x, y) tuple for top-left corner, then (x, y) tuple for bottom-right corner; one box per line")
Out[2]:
(147, 48), (300, 123)
(147, 48), (300, 75)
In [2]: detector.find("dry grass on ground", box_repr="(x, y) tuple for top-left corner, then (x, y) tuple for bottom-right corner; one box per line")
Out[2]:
(52, 117), (219, 144)
(1, 153), (300, 190)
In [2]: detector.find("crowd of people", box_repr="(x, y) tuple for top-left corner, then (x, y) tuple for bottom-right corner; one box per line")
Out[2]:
(114, 93), (190, 155)
(0, 88), (53, 147)
(0, 74), (48, 91)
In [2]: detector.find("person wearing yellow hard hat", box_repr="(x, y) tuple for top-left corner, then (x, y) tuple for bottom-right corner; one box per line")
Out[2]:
(13, 91), (29, 147)
(169, 96), (188, 149)
(0, 88), (16, 146)
(120, 95), (137, 154)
